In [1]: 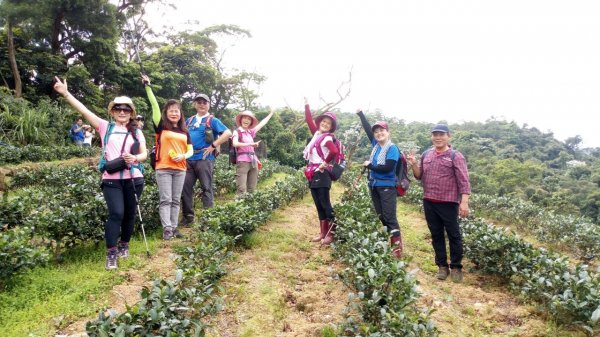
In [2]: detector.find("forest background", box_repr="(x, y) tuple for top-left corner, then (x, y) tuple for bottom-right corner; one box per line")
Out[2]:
(1, 0), (599, 224)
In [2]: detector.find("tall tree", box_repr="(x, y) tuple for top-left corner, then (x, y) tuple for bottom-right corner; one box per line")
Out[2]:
(6, 19), (21, 97)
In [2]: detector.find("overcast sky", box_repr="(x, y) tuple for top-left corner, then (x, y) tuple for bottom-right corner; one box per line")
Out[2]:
(146, 0), (600, 147)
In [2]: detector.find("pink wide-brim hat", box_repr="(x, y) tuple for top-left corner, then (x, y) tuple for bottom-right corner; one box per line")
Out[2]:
(314, 111), (337, 132)
(235, 110), (259, 129)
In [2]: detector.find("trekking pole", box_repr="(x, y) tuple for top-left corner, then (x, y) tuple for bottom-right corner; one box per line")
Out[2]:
(347, 166), (367, 199)
(129, 170), (151, 257)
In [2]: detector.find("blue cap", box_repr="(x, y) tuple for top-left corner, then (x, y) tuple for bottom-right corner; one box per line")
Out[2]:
(431, 124), (450, 133)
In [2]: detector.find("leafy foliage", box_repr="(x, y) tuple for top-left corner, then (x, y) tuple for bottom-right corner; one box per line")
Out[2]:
(472, 194), (600, 261)
(332, 167), (437, 336)
(0, 226), (49, 288)
(0, 144), (99, 165)
(462, 218), (600, 334)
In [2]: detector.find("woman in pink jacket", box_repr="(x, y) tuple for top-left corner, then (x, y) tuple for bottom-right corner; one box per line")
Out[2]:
(303, 97), (339, 245)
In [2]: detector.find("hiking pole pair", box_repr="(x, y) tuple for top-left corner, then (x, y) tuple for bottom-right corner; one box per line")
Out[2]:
(129, 168), (151, 257)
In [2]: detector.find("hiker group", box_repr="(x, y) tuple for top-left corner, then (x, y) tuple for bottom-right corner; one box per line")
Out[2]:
(53, 76), (471, 282)
(302, 100), (471, 283)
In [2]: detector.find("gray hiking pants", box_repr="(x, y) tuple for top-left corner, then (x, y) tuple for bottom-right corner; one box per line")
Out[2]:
(235, 161), (259, 195)
(156, 169), (186, 230)
(181, 159), (214, 219)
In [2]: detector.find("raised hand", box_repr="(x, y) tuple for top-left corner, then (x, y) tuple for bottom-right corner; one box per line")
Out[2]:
(141, 74), (150, 85)
(406, 149), (417, 166)
(53, 76), (68, 96)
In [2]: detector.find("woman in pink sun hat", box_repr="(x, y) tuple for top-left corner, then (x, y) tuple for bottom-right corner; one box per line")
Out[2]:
(232, 109), (274, 194)
(302, 97), (340, 245)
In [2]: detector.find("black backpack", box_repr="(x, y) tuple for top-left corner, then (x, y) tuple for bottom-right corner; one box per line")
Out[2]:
(228, 129), (243, 166)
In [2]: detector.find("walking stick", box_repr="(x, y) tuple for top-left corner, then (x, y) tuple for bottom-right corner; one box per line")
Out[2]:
(130, 168), (151, 257)
(347, 166), (367, 199)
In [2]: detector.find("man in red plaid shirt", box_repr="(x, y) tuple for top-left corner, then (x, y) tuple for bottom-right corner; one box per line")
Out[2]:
(407, 124), (471, 283)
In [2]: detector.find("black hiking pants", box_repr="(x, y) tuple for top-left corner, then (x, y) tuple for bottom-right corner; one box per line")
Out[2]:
(102, 178), (144, 248)
(423, 199), (463, 269)
(310, 187), (334, 221)
(369, 186), (400, 237)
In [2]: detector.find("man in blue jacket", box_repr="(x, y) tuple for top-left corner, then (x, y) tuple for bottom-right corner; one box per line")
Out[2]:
(69, 117), (85, 146)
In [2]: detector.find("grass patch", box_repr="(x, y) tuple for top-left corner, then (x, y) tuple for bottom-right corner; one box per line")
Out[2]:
(0, 233), (162, 337)
(320, 325), (338, 336)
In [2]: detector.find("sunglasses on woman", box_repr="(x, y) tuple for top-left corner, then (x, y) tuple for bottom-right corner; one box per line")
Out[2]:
(112, 105), (133, 113)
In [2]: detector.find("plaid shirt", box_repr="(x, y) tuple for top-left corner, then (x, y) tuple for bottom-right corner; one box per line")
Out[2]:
(417, 147), (471, 203)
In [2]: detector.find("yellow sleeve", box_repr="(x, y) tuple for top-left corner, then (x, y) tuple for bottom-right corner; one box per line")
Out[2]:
(184, 144), (194, 159)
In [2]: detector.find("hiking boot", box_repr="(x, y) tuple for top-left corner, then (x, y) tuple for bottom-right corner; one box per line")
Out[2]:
(390, 235), (403, 259)
(181, 215), (194, 227)
(117, 241), (129, 258)
(311, 220), (327, 242)
(321, 220), (336, 245)
(105, 248), (118, 270)
(436, 266), (450, 280)
(163, 228), (173, 240)
(450, 269), (463, 283)
(172, 228), (185, 239)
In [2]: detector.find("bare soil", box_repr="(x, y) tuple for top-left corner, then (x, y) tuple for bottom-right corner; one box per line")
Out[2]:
(206, 187), (348, 337)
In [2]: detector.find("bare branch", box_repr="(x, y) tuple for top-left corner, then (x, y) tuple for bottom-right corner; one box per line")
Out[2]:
(289, 68), (353, 132)
(316, 67), (352, 113)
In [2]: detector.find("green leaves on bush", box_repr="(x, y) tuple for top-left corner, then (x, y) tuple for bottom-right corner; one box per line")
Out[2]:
(462, 218), (600, 333)
(333, 169), (437, 336)
(0, 226), (49, 287)
(0, 145), (100, 165)
(471, 194), (600, 261)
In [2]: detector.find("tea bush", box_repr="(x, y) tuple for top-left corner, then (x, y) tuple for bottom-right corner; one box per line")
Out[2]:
(333, 168), (437, 336)
(0, 145), (99, 165)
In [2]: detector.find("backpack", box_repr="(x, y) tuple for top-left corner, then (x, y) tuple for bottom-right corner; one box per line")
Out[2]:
(395, 148), (410, 197)
(311, 133), (346, 181)
(228, 129), (243, 166)
(150, 132), (160, 170)
(186, 114), (220, 157)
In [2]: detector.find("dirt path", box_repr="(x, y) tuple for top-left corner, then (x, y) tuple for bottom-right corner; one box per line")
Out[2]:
(206, 185), (347, 337)
(397, 203), (585, 337)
